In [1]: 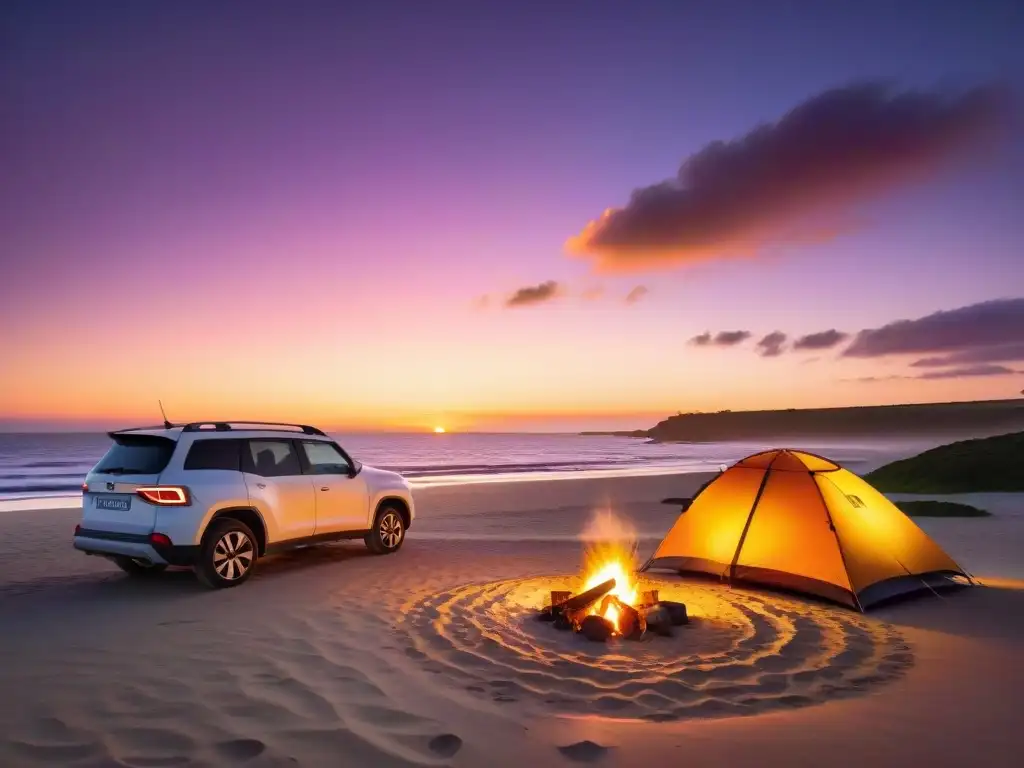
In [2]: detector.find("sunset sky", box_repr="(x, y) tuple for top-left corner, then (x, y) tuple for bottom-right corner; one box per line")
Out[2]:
(2, 1), (1023, 432)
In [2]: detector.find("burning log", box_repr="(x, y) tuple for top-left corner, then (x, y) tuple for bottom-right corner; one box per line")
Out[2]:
(536, 590), (573, 623)
(561, 578), (615, 612)
(536, 582), (615, 627)
(595, 595), (646, 640)
(639, 589), (659, 608)
(579, 614), (615, 642)
(560, 579), (617, 632)
(550, 590), (572, 608)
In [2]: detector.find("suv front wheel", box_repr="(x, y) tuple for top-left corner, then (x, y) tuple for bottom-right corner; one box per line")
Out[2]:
(196, 518), (258, 588)
(365, 505), (405, 554)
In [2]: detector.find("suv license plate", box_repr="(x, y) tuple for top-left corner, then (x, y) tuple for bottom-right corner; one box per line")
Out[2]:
(95, 495), (132, 512)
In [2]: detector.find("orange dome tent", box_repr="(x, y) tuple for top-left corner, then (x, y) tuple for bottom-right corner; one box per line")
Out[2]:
(640, 449), (971, 610)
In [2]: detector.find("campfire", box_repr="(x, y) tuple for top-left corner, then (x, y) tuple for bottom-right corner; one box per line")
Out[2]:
(536, 510), (688, 642)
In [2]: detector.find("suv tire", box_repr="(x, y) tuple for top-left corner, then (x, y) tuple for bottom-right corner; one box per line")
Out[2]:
(196, 518), (258, 588)
(365, 505), (405, 555)
(113, 556), (168, 577)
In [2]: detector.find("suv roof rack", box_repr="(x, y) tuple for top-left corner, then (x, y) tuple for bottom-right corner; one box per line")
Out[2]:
(180, 421), (328, 436)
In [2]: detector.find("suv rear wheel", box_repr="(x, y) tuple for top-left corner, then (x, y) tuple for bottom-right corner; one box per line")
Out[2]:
(365, 505), (405, 554)
(196, 518), (258, 588)
(113, 556), (168, 577)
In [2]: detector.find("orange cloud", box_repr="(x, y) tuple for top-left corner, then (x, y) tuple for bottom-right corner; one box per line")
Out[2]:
(566, 82), (1008, 270)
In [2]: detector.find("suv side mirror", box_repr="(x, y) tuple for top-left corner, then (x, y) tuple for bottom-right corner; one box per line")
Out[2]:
(349, 460), (362, 478)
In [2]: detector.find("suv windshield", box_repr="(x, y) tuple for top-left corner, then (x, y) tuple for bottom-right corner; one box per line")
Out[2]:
(95, 435), (176, 475)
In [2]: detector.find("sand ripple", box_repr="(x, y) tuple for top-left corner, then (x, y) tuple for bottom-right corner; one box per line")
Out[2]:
(396, 574), (913, 721)
(0, 550), (916, 765)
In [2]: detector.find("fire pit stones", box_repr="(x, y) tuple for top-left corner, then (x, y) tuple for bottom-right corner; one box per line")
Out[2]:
(536, 580), (687, 643)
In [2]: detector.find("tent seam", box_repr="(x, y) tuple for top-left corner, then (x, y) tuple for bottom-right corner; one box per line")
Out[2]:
(809, 471), (863, 612)
(727, 468), (772, 582)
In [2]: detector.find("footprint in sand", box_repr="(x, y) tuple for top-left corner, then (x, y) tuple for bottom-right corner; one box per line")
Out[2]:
(428, 733), (463, 757)
(214, 738), (267, 761)
(396, 574), (915, 723)
(558, 740), (611, 762)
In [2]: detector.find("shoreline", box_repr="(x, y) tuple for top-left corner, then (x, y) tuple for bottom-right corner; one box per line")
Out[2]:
(0, 429), (964, 512)
(0, 466), (719, 513)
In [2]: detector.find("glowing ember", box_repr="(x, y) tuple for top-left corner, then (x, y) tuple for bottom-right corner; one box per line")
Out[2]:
(579, 509), (639, 633)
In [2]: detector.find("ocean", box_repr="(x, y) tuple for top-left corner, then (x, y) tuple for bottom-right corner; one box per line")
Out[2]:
(0, 430), (947, 511)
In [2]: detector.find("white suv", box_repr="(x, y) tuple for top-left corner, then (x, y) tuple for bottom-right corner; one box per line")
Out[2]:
(73, 421), (415, 588)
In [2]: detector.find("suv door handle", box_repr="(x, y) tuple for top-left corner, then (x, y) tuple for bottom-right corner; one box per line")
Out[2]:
(320, 486), (330, 491)
(256, 482), (266, 489)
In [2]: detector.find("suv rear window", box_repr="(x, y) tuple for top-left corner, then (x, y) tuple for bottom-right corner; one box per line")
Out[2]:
(96, 435), (176, 475)
(184, 438), (241, 471)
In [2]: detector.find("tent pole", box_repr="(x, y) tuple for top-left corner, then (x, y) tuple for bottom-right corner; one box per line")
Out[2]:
(809, 471), (862, 611)
(727, 467), (772, 583)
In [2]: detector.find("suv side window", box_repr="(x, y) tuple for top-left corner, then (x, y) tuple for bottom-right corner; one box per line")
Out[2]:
(184, 439), (241, 471)
(244, 440), (302, 477)
(300, 441), (352, 475)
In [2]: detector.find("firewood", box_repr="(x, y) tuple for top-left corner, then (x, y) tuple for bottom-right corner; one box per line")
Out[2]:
(579, 615), (614, 642)
(564, 605), (593, 630)
(641, 605), (674, 637)
(560, 578), (615, 612)
(550, 590), (572, 607)
(536, 590), (576, 622)
(658, 600), (689, 625)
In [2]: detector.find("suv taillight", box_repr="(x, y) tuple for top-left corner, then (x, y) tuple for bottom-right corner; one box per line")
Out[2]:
(136, 486), (191, 506)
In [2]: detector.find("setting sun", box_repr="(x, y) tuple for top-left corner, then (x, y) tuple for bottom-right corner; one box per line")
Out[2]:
(434, 426), (446, 434)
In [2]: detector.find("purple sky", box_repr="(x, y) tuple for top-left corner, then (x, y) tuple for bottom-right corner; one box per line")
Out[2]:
(2, 1), (1023, 431)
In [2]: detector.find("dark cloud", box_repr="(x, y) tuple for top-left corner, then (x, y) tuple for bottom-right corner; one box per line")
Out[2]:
(689, 332), (712, 346)
(846, 365), (1018, 383)
(793, 329), (849, 350)
(843, 375), (903, 383)
(915, 364), (1018, 380)
(756, 331), (787, 357)
(624, 285), (649, 304)
(714, 330), (751, 346)
(688, 330), (751, 347)
(843, 298), (1024, 357)
(566, 82), (1007, 269)
(505, 280), (561, 308)
(910, 341), (1024, 368)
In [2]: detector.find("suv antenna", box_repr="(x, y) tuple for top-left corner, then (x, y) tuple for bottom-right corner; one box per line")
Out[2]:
(158, 400), (172, 429)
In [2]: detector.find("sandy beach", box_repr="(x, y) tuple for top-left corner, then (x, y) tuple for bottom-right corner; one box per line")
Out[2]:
(2, 471), (1023, 767)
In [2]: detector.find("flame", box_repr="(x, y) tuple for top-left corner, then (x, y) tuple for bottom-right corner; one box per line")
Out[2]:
(579, 508), (638, 632)
(603, 600), (621, 629)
